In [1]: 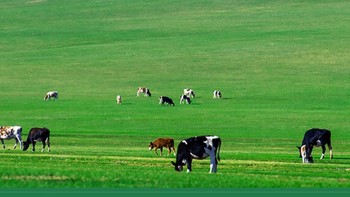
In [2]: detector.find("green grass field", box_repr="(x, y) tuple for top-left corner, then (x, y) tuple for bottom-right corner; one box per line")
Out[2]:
(1, 0), (350, 189)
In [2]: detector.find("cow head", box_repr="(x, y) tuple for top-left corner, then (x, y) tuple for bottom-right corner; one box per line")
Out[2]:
(298, 145), (313, 163)
(171, 160), (185, 172)
(148, 142), (154, 151)
(22, 141), (30, 151)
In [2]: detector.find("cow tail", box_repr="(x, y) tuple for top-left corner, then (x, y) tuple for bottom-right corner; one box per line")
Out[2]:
(217, 138), (221, 162)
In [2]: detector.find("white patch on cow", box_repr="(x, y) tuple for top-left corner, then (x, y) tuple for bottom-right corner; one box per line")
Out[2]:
(182, 140), (188, 145)
(320, 153), (325, 159)
(301, 145), (307, 163)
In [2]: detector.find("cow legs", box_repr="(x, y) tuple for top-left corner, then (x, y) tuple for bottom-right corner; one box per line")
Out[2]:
(160, 147), (163, 156)
(32, 141), (36, 151)
(167, 147), (171, 156)
(186, 159), (192, 173)
(209, 155), (218, 173)
(1, 139), (5, 149)
(172, 147), (176, 156)
(328, 144), (333, 159)
(14, 135), (22, 149)
(154, 148), (158, 155)
(41, 141), (46, 152)
(47, 139), (51, 152)
(320, 145), (326, 159)
(13, 138), (18, 149)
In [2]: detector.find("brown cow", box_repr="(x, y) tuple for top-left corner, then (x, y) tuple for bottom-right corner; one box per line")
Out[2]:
(149, 138), (176, 156)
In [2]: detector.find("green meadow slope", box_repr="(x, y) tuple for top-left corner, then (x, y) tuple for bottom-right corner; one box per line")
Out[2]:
(1, 0), (350, 188)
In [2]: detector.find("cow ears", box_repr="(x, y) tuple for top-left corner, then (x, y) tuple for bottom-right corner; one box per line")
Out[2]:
(171, 161), (176, 166)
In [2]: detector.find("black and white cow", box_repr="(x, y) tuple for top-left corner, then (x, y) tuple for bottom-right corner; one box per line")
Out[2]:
(137, 87), (151, 97)
(179, 94), (191, 104)
(23, 127), (51, 152)
(44, 91), (58, 101)
(159, 96), (175, 106)
(297, 128), (333, 163)
(183, 89), (195, 98)
(213, 90), (222, 99)
(171, 135), (221, 173)
(0, 126), (22, 149)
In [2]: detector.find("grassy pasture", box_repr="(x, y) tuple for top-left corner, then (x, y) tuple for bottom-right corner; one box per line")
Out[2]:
(1, 0), (350, 189)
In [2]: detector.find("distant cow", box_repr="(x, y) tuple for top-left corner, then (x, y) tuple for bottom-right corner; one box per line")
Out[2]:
(116, 95), (122, 104)
(179, 94), (191, 104)
(0, 126), (22, 149)
(23, 127), (51, 152)
(183, 89), (195, 98)
(149, 138), (176, 156)
(137, 87), (151, 97)
(44, 91), (58, 101)
(171, 135), (221, 173)
(159, 96), (175, 106)
(297, 128), (333, 163)
(213, 90), (222, 99)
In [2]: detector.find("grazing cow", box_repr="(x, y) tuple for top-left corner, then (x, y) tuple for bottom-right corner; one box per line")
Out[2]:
(116, 95), (122, 104)
(0, 126), (22, 149)
(44, 91), (58, 101)
(213, 90), (222, 99)
(183, 89), (195, 98)
(23, 127), (51, 152)
(149, 138), (176, 156)
(297, 128), (333, 163)
(159, 96), (175, 106)
(137, 87), (151, 97)
(179, 94), (191, 104)
(171, 135), (221, 173)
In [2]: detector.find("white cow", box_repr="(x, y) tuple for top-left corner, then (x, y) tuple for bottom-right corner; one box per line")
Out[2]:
(0, 126), (23, 149)
(44, 91), (58, 100)
(183, 89), (195, 98)
(116, 95), (122, 104)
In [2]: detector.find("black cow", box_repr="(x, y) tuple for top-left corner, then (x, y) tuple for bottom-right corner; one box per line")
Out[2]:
(171, 135), (221, 173)
(297, 128), (333, 163)
(159, 96), (175, 106)
(23, 127), (51, 152)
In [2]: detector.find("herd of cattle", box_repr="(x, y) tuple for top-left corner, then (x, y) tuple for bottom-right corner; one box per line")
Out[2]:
(1, 89), (333, 174)
(115, 87), (222, 105)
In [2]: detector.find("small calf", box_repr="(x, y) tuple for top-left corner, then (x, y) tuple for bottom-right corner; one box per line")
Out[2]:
(149, 138), (176, 156)
(116, 95), (122, 104)
(23, 127), (51, 152)
(213, 90), (222, 99)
